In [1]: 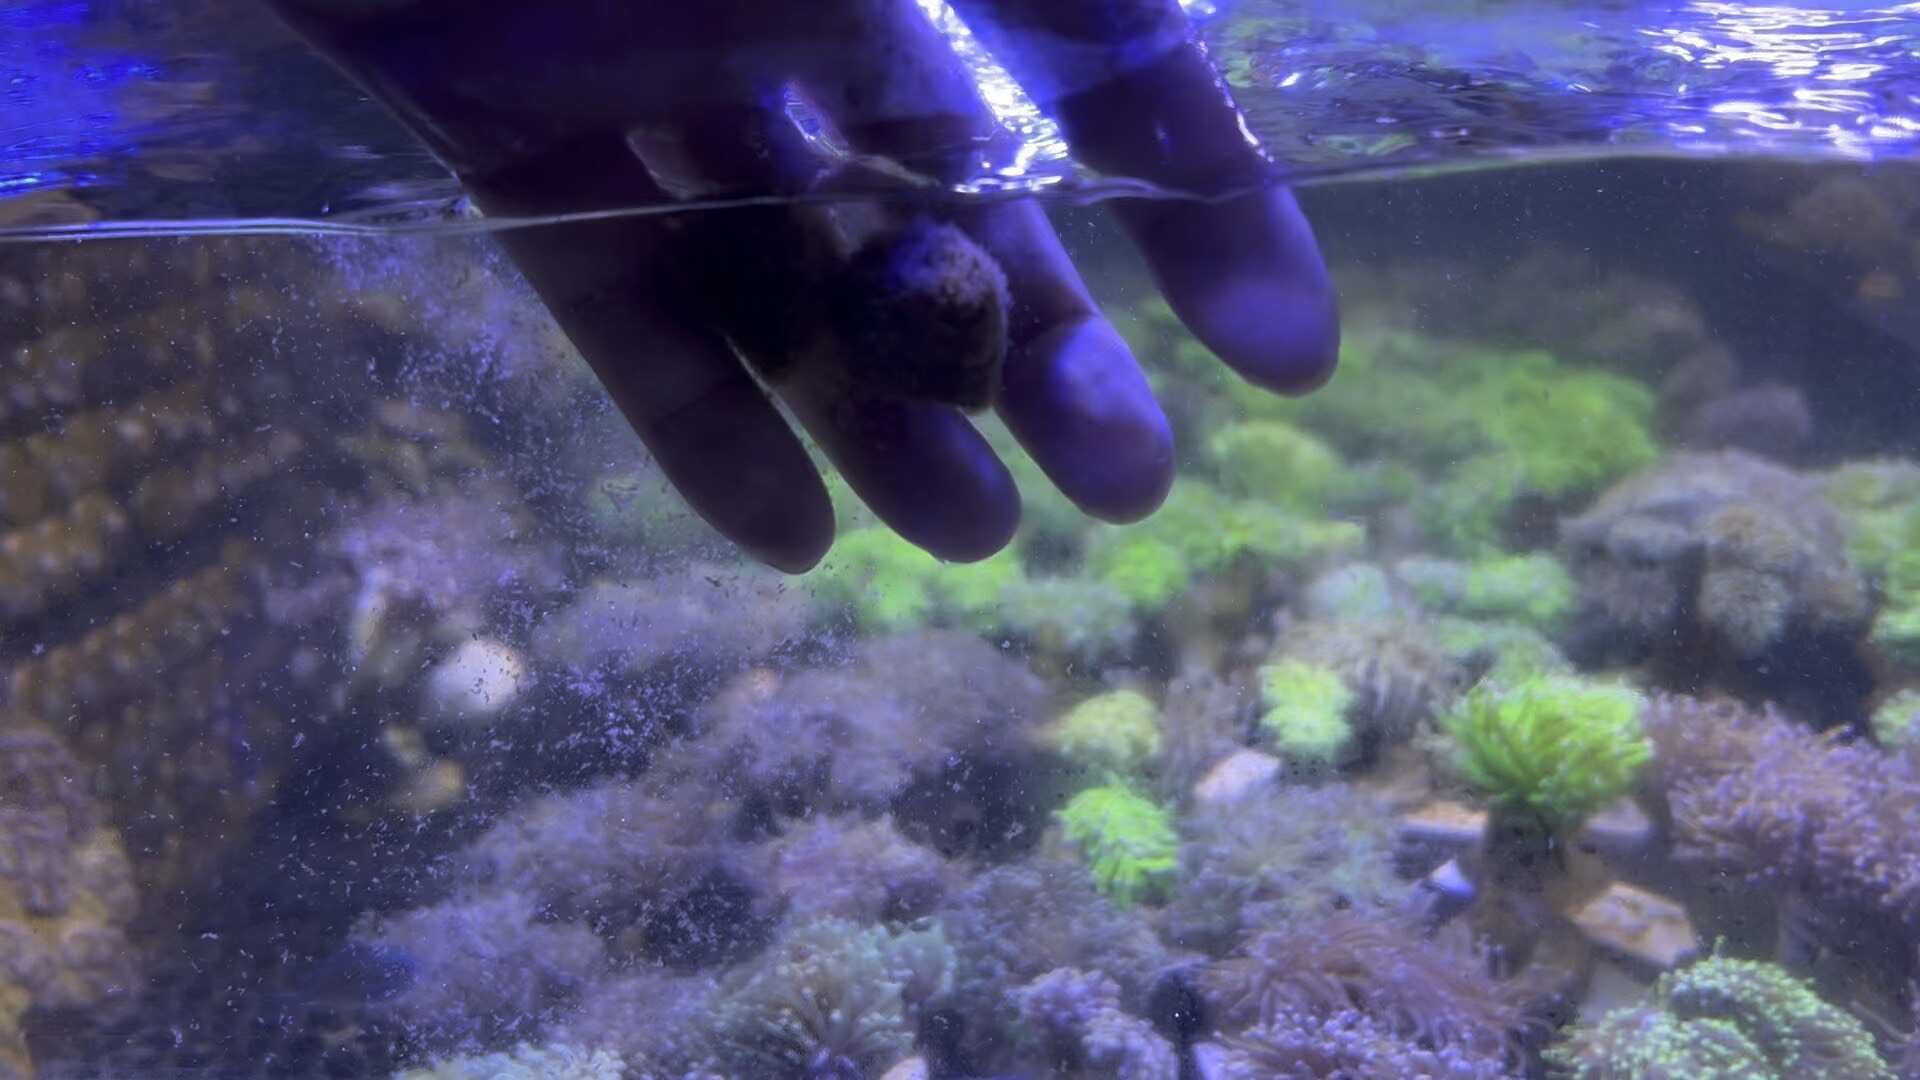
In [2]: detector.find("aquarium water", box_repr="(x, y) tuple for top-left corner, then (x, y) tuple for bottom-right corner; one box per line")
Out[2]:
(1, 0), (1919, 1077)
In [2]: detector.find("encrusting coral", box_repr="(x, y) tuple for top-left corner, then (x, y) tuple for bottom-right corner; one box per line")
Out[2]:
(1562, 452), (1873, 702)
(1547, 953), (1893, 1079)
(0, 720), (138, 1080)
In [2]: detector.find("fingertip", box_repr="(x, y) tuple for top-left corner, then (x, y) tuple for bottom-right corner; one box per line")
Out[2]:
(1119, 186), (1341, 396)
(1002, 317), (1175, 525)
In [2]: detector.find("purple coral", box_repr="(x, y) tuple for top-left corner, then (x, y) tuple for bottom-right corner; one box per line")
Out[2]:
(766, 813), (956, 924)
(677, 630), (1054, 854)
(1163, 784), (1412, 956)
(1217, 1008), (1515, 1080)
(1014, 967), (1178, 1080)
(355, 889), (608, 1048)
(1644, 694), (1920, 925)
(1202, 911), (1531, 1060)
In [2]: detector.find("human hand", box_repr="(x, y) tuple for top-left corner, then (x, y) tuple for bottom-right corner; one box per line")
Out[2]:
(265, 0), (1339, 572)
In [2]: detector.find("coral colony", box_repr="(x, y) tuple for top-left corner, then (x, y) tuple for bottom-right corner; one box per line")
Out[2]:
(5, 169), (1920, 1080)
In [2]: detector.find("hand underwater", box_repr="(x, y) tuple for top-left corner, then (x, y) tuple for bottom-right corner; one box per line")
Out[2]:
(263, 0), (1339, 572)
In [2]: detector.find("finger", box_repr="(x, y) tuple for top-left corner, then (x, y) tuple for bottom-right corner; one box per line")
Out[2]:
(955, 0), (1340, 394)
(471, 138), (838, 574)
(791, 3), (1175, 522)
(963, 202), (1174, 523)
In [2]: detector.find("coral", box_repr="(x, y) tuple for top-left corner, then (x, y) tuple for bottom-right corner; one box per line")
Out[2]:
(1443, 676), (1649, 831)
(832, 216), (1009, 411)
(677, 631), (1056, 857)
(1202, 910), (1529, 1057)
(1301, 563), (1397, 621)
(1054, 786), (1179, 907)
(1164, 784), (1411, 956)
(0, 720), (139, 1079)
(455, 780), (775, 970)
(936, 854), (1175, 1064)
(530, 563), (813, 678)
(354, 889), (609, 1048)
(1427, 616), (1573, 685)
(396, 1042), (627, 1080)
(1087, 533), (1192, 612)
(1274, 617), (1470, 743)
(766, 814), (956, 925)
(547, 968), (722, 1078)
(990, 575), (1139, 664)
(1255, 660), (1357, 770)
(1641, 695), (1920, 925)
(1044, 690), (1163, 780)
(1217, 1008), (1515, 1079)
(1546, 1006), (1772, 1079)
(1547, 954), (1892, 1079)
(1395, 554), (1575, 632)
(712, 918), (952, 1080)
(1871, 689), (1920, 748)
(800, 526), (1021, 632)
(1207, 420), (1342, 511)
(1563, 451), (1871, 664)
(1013, 968), (1178, 1080)
(1125, 481), (1363, 579)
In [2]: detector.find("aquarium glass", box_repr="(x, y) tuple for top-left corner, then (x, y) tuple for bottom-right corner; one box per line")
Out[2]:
(1, 1), (1918, 1079)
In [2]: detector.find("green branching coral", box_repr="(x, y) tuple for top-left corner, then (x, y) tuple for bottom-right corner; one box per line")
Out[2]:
(714, 918), (953, 1079)
(1055, 785), (1179, 906)
(1256, 660), (1357, 770)
(1548, 954), (1892, 1080)
(1444, 675), (1649, 830)
(1396, 554), (1575, 631)
(1207, 420), (1342, 511)
(1045, 690), (1162, 779)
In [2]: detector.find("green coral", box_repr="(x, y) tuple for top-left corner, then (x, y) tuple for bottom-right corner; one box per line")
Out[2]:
(993, 575), (1137, 661)
(1128, 481), (1364, 579)
(398, 1044), (626, 1080)
(1045, 689), (1162, 779)
(803, 526), (1022, 632)
(1444, 675), (1649, 830)
(1056, 785), (1179, 906)
(1871, 689), (1920, 748)
(1256, 659), (1357, 770)
(1207, 420), (1342, 511)
(1549, 954), (1892, 1080)
(1087, 532), (1192, 610)
(1397, 554), (1574, 631)
(1429, 616), (1572, 685)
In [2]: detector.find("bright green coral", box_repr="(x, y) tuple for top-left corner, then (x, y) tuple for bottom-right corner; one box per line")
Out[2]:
(1128, 481), (1364, 578)
(1548, 954), (1892, 1080)
(1444, 675), (1649, 830)
(1055, 785), (1179, 906)
(1207, 420), (1342, 511)
(1256, 660), (1357, 770)
(1087, 532), (1192, 610)
(1045, 690), (1162, 779)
